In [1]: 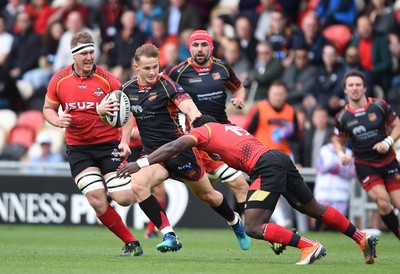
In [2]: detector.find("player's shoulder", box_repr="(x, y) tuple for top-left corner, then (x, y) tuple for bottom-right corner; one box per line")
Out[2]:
(211, 57), (228, 67)
(52, 65), (73, 81)
(159, 73), (179, 87)
(164, 59), (190, 75)
(369, 97), (388, 108)
(120, 77), (138, 91)
(335, 106), (350, 123)
(94, 65), (119, 81)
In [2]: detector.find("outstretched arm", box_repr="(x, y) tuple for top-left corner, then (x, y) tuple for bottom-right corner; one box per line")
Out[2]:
(117, 136), (197, 177)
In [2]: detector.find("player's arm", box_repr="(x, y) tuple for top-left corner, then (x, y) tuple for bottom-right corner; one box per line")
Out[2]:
(373, 116), (400, 153)
(230, 83), (246, 109)
(118, 113), (134, 158)
(177, 99), (202, 125)
(117, 136), (196, 177)
(331, 132), (352, 166)
(389, 116), (400, 142)
(43, 99), (71, 129)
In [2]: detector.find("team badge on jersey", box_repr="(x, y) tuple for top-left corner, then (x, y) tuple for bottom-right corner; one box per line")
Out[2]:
(94, 87), (104, 96)
(368, 113), (377, 122)
(212, 72), (221, 80)
(148, 92), (157, 101)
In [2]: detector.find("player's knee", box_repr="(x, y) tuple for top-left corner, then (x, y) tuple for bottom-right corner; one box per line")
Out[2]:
(375, 196), (392, 212)
(210, 164), (243, 183)
(85, 190), (108, 213)
(198, 191), (220, 206)
(112, 194), (134, 206)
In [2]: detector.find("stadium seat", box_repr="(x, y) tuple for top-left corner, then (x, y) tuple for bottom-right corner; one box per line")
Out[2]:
(322, 24), (352, 56)
(16, 110), (45, 133)
(16, 79), (34, 101)
(0, 127), (6, 154)
(0, 143), (27, 160)
(0, 109), (18, 133)
(8, 124), (36, 150)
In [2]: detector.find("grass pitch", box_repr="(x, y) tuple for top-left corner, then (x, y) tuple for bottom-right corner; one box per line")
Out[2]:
(0, 225), (398, 274)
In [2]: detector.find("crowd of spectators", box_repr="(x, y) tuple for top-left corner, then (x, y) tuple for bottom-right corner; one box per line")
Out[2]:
(1, 0), (400, 163)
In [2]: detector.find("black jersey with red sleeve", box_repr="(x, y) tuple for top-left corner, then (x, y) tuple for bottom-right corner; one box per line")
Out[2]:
(164, 57), (242, 124)
(186, 122), (269, 175)
(334, 97), (398, 166)
(121, 73), (191, 153)
(46, 64), (122, 145)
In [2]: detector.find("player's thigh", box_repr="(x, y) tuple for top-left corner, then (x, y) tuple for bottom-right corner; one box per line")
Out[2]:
(131, 164), (168, 201)
(182, 174), (220, 200)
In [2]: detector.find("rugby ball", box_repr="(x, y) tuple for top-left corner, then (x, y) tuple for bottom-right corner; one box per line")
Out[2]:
(105, 90), (131, 128)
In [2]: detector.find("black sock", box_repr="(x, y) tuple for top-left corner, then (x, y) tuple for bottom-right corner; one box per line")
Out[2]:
(235, 202), (245, 216)
(210, 196), (235, 223)
(380, 210), (400, 239)
(139, 194), (170, 231)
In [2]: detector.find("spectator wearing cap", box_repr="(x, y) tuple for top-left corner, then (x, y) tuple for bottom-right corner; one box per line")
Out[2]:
(27, 132), (64, 174)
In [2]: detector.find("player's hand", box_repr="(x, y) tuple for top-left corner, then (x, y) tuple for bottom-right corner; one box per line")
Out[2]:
(118, 142), (131, 158)
(97, 94), (119, 116)
(373, 141), (390, 154)
(230, 97), (245, 110)
(117, 162), (140, 178)
(58, 105), (72, 128)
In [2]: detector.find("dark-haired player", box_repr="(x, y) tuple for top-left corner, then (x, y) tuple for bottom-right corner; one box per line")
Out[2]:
(98, 43), (250, 252)
(164, 30), (249, 216)
(332, 69), (400, 240)
(117, 114), (378, 265)
(43, 31), (142, 256)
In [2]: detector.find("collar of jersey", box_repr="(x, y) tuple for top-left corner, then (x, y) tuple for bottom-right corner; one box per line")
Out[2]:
(72, 64), (96, 79)
(188, 58), (212, 73)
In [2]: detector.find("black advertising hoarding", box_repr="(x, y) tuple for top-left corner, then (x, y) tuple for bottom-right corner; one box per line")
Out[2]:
(0, 175), (232, 228)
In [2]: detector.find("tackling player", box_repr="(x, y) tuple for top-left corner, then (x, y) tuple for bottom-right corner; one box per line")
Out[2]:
(164, 30), (249, 216)
(117, 115), (378, 265)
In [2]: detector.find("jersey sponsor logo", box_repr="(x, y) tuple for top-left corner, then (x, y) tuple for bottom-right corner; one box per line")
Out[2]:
(78, 85), (88, 89)
(66, 101), (99, 110)
(368, 113), (377, 122)
(139, 86), (152, 92)
(354, 111), (366, 117)
(199, 72), (209, 76)
(94, 87), (104, 96)
(131, 105), (143, 114)
(352, 125), (367, 135)
(128, 94), (139, 101)
(387, 168), (399, 175)
(212, 72), (221, 80)
(148, 92), (157, 101)
(188, 77), (202, 83)
(346, 119), (358, 127)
